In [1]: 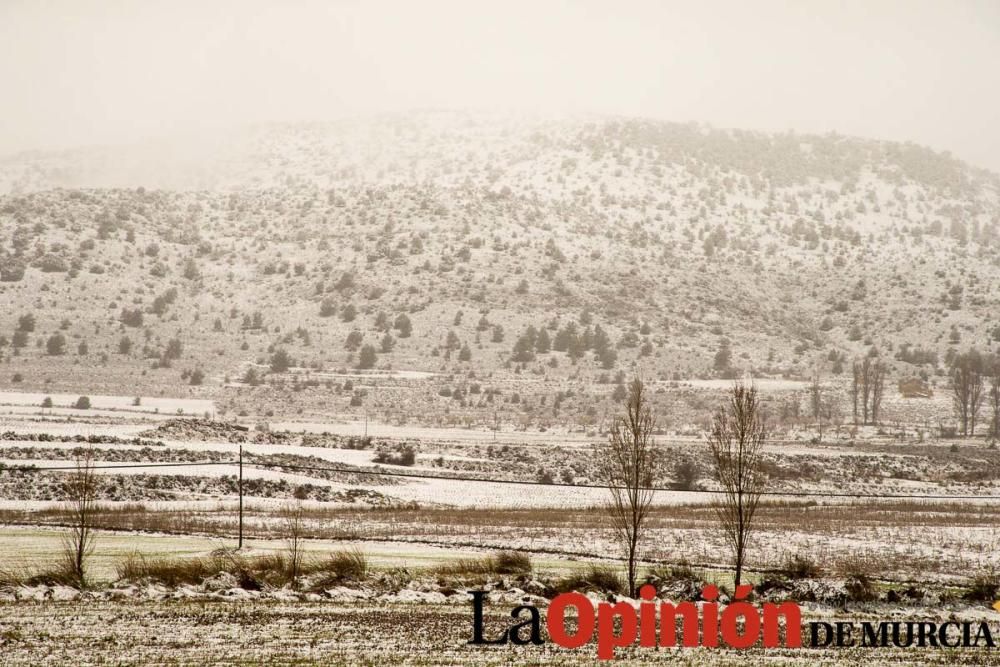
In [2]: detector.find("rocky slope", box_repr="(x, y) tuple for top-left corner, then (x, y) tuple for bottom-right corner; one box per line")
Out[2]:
(0, 112), (998, 424)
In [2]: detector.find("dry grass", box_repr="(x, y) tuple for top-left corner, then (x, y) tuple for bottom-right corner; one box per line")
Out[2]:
(555, 564), (623, 595)
(5, 498), (999, 542)
(116, 550), (299, 589)
(25, 562), (83, 588)
(432, 550), (532, 577)
(116, 552), (229, 587)
(2, 559), (87, 589)
(0, 566), (28, 588)
(964, 570), (1000, 601)
(646, 559), (699, 584)
(779, 553), (823, 580)
(837, 556), (878, 602)
(301, 549), (369, 590)
(2, 497), (998, 587)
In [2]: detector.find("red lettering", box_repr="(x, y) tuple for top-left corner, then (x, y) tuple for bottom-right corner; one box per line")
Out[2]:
(639, 585), (657, 647)
(720, 585), (760, 649)
(659, 601), (700, 647)
(762, 601), (801, 647)
(597, 601), (638, 660)
(547, 593), (595, 649)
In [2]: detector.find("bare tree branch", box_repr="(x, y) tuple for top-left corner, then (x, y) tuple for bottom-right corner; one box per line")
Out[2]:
(598, 377), (658, 597)
(951, 350), (986, 436)
(707, 381), (767, 588)
(283, 502), (306, 587)
(61, 445), (97, 588)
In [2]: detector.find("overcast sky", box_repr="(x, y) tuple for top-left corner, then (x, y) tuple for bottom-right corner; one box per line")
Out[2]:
(2, 0), (998, 171)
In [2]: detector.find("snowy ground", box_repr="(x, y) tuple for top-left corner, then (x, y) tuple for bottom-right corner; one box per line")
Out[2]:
(268, 419), (601, 445)
(2, 410), (1000, 583)
(0, 391), (215, 415)
(1, 599), (999, 666)
(0, 525), (566, 582)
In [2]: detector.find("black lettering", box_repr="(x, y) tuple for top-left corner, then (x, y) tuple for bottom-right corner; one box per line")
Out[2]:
(810, 622), (834, 647)
(861, 622), (888, 647)
(938, 621), (961, 648)
(836, 622), (854, 647)
(916, 622), (937, 647)
(892, 622), (913, 648)
(509, 605), (543, 645)
(469, 591), (508, 645)
(973, 622), (995, 648)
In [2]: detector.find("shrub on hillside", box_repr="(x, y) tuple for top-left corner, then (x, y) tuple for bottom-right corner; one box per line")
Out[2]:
(372, 446), (415, 466)
(46, 333), (67, 356)
(0, 261), (26, 282)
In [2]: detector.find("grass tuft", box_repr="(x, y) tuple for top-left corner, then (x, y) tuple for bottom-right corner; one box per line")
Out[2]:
(965, 571), (1000, 601)
(433, 550), (532, 578)
(304, 549), (369, 590)
(116, 552), (230, 587)
(555, 564), (623, 595)
(117, 550), (297, 589)
(24, 561), (82, 588)
(780, 553), (822, 580)
(839, 558), (878, 602)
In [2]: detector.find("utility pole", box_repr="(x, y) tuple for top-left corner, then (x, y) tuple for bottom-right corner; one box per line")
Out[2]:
(238, 444), (243, 550)
(364, 412), (368, 439)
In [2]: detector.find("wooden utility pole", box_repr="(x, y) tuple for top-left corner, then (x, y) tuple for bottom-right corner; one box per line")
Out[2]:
(238, 445), (244, 550)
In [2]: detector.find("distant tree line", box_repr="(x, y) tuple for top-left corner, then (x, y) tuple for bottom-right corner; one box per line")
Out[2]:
(850, 356), (885, 426)
(949, 349), (1000, 437)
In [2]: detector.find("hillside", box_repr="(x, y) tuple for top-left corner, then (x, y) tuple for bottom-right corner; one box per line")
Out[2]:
(1, 112), (998, 428)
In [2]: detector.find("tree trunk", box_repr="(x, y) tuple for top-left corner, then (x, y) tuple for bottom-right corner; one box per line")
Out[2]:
(628, 534), (638, 597)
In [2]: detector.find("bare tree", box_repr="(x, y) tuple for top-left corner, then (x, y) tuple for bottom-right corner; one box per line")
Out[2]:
(951, 363), (970, 436)
(859, 359), (872, 425)
(283, 502), (306, 586)
(951, 351), (985, 436)
(598, 377), (658, 597)
(810, 372), (826, 440)
(988, 366), (1000, 441)
(708, 381), (768, 588)
(851, 357), (885, 426)
(828, 401), (843, 439)
(62, 445), (98, 587)
(851, 362), (860, 427)
(970, 371), (984, 437)
(815, 400), (836, 443)
(870, 360), (886, 425)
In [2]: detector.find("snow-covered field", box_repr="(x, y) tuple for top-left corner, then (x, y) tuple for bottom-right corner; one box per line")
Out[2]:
(268, 419), (600, 445)
(0, 391), (215, 415)
(679, 378), (807, 391)
(0, 597), (998, 666)
(0, 525), (539, 580)
(2, 410), (1000, 587)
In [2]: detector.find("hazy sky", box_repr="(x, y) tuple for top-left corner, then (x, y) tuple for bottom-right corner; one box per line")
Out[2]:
(2, 0), (999, 171)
